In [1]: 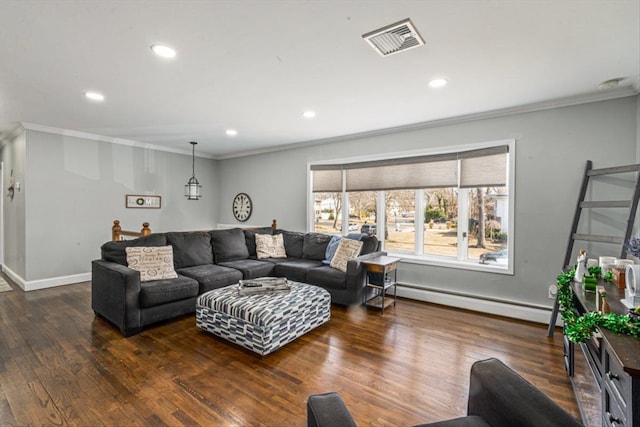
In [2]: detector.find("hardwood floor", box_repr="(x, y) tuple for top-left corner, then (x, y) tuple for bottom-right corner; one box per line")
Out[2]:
(0, 281), (579, 426)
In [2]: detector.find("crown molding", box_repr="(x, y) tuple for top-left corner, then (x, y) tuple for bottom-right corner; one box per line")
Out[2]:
(8, 86), (638, 161)
(19, 122), (217, 160)
(0, 123), (26, 149)
(217, 86), (638, 160)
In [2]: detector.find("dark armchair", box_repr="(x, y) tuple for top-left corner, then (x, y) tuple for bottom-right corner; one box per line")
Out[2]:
(307, 358), (582, 427)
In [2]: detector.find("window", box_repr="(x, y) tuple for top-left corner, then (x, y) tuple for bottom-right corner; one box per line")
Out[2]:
(385, 190), (415, 253)
(466, 187), (509, 264)
(348, 191), (377, 235)
(424, 188), (458, 257)
(313, 192), (342, 235)
(309, 141), (513, 273)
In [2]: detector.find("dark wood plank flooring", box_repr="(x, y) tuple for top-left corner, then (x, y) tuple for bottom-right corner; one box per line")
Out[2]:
(0, 281), (579, 426)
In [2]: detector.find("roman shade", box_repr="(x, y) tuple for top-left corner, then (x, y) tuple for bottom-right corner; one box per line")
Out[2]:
(311, 165), (343, 192)
(345, 153), (458, 191)
(311, 145), (508, 192)
(459, 146), (508, 188)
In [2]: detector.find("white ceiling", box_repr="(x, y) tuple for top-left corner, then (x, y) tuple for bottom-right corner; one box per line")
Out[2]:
(1, 0), (638, 158)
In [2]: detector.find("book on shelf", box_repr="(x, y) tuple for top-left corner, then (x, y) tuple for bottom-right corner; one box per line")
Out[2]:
(238, 277), (290, 295)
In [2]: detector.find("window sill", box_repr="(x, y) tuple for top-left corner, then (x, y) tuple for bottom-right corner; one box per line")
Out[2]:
(386, 251), (514, 275)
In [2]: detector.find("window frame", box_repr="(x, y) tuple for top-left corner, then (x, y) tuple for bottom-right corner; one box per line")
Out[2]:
(307, 139), (515, 275)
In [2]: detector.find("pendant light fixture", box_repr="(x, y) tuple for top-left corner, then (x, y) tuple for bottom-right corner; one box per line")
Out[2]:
(185, 141), (202, 200)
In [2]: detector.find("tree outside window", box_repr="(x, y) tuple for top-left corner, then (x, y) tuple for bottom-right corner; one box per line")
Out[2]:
(313, 193), (341, 235)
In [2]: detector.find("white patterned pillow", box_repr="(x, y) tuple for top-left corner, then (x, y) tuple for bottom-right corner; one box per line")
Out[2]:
(125, 246), (178, 282)
(255, 233), (287, 259)
(330, 238), (363, 272)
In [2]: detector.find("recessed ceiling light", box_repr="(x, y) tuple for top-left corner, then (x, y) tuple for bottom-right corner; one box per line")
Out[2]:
(303, 111), (316, 118)
(428, 78), (448, 88)
(151, 44), (176, 58)
(84, 91), (105, 101)
(226, 129), (238, 136)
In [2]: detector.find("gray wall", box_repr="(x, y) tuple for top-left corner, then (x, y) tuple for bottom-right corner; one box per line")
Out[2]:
(218, 96), (639, 307)
(1, 131), (27, 278)
(4, 129), (219, 284)
(1, 95), (637, 302)
(637, 95), (640, 162)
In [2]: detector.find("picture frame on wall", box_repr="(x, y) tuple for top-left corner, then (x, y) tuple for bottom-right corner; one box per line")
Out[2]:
(126, 195), (162, 209)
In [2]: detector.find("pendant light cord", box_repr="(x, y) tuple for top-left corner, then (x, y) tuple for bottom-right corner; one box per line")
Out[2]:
(191, 141), (197, 178)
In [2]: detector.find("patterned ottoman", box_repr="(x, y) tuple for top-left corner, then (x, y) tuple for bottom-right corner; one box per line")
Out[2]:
(195, 281), (331, 355)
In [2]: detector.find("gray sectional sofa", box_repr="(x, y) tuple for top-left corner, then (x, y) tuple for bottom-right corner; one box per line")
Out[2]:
(91, 227), (383, 337)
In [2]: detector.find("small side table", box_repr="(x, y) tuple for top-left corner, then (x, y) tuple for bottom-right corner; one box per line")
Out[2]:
(362, 255), (401, 314)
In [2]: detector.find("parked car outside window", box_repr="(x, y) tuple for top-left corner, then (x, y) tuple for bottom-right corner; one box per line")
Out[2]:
(360, 224), (389, 238)
(479, 249), (508, 264)
(361, 224), (376, 236)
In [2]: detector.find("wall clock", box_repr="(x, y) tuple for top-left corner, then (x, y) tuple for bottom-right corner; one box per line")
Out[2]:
(232, 193), (252, 222)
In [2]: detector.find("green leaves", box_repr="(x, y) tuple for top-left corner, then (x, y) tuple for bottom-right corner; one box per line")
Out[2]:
(556, 269), (640, 343)
(588, 265), (601, 277)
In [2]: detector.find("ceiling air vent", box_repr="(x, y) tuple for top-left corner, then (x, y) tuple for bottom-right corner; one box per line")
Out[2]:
(362, 18), (425, 57)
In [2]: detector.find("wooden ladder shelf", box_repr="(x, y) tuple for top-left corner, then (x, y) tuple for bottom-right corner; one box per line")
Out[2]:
(547, 160), (640, 335)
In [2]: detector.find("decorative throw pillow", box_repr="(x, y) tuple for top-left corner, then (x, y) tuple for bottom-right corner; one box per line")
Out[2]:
(255, 233), (287, 259)
(330, 239), (363, 272)
(125, 246), (178, 282)
(323, 235), (342, 265)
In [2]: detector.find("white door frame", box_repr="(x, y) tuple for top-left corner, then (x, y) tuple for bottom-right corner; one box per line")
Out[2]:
(0, 161), (4, 267)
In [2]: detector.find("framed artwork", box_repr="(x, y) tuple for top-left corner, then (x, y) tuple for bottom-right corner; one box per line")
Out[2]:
(126, 195), (162, 209)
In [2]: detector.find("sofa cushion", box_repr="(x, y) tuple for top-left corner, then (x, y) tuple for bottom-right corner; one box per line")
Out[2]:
(244, 227), (274, 257)
(166, 232), (213, 268)
(218, 259), (276, 279)
(278, 230), (305, 258)
(330, 239), (363, 272)
(274, 259), (324, 283)
(177, 264), (243, 294)
(210, 228), (250, 262)
(125, 245), (178, 282)
(343, 233), (379, 255)
(360, 235), (379, 255)
(101, 233), (167, 266)
(258, 257), (291, 265)
(255, 233), (287, 259)
(303, 233), (332, 261)
(307, 266), (347, 290)
(139, 275), (199, 308)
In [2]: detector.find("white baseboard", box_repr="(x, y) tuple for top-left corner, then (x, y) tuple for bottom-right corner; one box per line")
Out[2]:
(2, 265), (26, 290)
(1, 265), (90, 291)
(216, 223), (237, 229)
(396, 283), (563, 326)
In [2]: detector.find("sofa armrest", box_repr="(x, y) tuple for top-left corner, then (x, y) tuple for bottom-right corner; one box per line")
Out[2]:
(346, 250), (387, 279)
(344, 251), (387, 299)
(91, 259), (143, 337)
(307, 392), (357, 427)
(467, 358), (582, 427)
